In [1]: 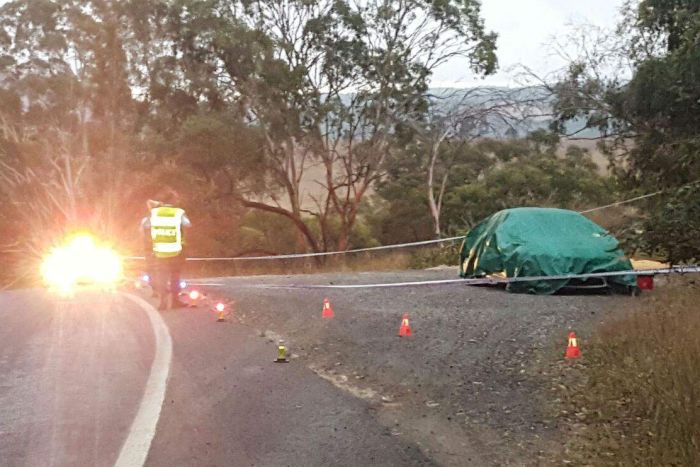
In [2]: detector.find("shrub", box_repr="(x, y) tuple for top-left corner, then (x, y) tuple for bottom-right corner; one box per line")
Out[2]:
(408, 243), (461, 269)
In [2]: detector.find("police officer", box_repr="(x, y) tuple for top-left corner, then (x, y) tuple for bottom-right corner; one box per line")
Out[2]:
(143, 190), (191, 310)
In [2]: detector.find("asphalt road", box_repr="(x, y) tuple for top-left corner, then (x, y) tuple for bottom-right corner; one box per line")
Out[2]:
(0, 286), (433, 467)
(0, 290), (152, 467)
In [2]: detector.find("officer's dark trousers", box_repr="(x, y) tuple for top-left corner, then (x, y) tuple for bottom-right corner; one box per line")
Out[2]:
(153, 255), (184, 303)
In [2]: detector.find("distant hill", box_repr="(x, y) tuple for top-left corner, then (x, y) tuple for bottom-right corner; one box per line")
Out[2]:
(338, 86), (601, 139)
(424, 86), (602, 139)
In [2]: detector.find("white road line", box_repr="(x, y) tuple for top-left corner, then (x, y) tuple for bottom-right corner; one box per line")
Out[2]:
(246, 265), (700, 289)
(114, 293), (173, 467)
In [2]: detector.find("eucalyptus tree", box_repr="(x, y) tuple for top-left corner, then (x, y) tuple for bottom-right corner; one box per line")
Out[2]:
(161, 0), (497, 252)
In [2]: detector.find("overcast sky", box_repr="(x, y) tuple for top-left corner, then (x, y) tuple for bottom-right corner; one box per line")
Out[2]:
(432, 0), (627, 87)
(0, 0), (627, 88)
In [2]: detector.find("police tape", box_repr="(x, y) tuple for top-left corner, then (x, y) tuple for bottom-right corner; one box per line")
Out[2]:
(122, 236), (464, 262)
(237, 265), (700, 289)
(125, 181), (700, 262)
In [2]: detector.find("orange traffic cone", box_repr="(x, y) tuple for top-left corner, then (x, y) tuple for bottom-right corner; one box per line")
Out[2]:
(216, 302), (226, 322)
(398, 313), (412, 337)
(565, 331), (581, 359)
(322, 298), (334, 318)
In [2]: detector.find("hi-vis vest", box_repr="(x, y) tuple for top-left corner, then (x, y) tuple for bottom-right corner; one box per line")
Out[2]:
(150, 206), (185, 258)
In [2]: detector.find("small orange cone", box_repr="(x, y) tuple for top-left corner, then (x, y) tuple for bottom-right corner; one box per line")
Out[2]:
(322, 298), (334, 318)
(216, 302), (226, 322)
(565, 331), (581, 359)
(398, 313), (412, 337)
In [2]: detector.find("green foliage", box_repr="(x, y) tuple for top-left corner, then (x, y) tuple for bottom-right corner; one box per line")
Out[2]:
(375, 137), (495, 240)
(375, 137), (615, 238)
(237, 211), (300, 256)
(175, 113), (267, 193)
(551, 0), (700, 261)
(158, 0), (499, 252)
(443, 149), (613, 230)
(371, 149), (435, 243)
(366, 194), (434, 245)
(643, 184), (700, 263)
(0, 0), (497, 278)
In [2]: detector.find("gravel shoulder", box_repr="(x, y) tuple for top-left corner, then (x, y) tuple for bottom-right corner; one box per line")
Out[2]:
(199, 269), (633, 466)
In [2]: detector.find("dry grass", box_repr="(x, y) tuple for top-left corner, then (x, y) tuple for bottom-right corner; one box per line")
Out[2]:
(176, 244), (460, 279)
(180, 250), (414, 279)
(559, 278), (700, 465)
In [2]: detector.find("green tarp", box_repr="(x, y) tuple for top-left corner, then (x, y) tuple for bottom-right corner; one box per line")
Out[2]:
(459, 207), (636, 294)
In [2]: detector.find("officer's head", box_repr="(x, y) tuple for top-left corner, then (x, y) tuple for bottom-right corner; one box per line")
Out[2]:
(155, 188), (180, 206)
(146, 199), (161, 210)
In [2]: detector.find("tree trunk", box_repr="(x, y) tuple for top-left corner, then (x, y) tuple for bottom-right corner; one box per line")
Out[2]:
(239, 198), (320, 254)
(427, 138), (444, 239)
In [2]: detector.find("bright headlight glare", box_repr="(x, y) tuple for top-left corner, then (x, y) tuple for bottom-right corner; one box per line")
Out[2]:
(41, 234), (123, 291)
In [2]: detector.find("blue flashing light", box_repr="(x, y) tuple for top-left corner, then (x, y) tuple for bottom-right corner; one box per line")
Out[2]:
(142, 274), (150, 283)
(180, 280), (187, 289)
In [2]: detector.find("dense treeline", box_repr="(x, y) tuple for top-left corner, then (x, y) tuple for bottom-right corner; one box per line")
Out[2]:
(548, 0), (700, 262)
(371, 132), (615, 243)
(0, 0), (697, 285)
(0, 0), (497, 282)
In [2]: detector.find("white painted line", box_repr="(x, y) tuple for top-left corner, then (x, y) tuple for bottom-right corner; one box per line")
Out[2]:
(255, 265), (700, 289)
(258, 277), (494, 289)
(114, 293), (173, 467)
(188, 282), (226, 286)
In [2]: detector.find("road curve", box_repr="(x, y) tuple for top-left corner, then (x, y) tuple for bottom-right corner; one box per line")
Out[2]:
(1, 287), (433, 467)
(0, 290), (155, 467)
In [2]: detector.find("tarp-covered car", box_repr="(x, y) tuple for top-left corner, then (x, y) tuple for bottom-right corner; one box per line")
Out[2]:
(459, 207), (636, 294)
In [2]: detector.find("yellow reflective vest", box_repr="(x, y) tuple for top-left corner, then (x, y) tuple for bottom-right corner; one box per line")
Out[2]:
(150, 206), (185, 258)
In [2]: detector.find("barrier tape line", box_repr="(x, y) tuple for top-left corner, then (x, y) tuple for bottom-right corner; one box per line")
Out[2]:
(578, 191), (662, 214)
(124, 180), (699, 262)
(237, 265), (700, 290)
(123, 236), (464, 262)
(579, 179), (700, 214)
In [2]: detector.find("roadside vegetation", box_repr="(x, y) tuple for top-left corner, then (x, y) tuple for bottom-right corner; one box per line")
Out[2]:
(1, 0), (697, 290)
(153, 243), (460, 280)
(556, 279), (700, 465)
